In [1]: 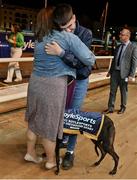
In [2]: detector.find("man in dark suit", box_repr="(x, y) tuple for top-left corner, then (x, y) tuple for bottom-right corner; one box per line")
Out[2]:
(105, 27), (137, 114)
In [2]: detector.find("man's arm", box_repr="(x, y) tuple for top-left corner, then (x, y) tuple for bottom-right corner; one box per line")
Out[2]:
(62, 29), (93, 68)
(128, 45), (137, 81)
(45, 41), (84, 68)
(45, 29), (93, 69)
(80, 29), (92, 48)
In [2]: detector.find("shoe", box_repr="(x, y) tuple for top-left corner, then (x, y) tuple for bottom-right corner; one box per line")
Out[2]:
(103, 109), (114, 114)
(3, 79), (12, 83)
(14, 78), (22, 82)
(24, 153), (43, 163)
(117, 107), (126, 114)
(45, 162), (56, 170)
(62, 152), (74, 170)
(45, 157), (62, 170)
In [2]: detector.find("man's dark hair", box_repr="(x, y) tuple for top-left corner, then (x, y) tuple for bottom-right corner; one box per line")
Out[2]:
(53, 3), (73, 27)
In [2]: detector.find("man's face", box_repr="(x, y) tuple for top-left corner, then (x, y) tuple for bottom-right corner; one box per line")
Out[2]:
(119, 29), (130, 42)
(60, 15), (76, 33)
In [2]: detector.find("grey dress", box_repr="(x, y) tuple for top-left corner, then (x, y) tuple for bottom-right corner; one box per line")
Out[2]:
(25, 74), (67, 142)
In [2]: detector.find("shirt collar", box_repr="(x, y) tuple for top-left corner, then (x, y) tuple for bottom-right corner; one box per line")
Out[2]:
(122, 40), (130, 46)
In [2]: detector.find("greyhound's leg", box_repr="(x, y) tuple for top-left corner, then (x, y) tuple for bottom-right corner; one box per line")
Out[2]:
(106, 124), (119, 175)
(107, 146), (119, 175)
(92, 142), (107, 166)
(103, 132), (119, 175)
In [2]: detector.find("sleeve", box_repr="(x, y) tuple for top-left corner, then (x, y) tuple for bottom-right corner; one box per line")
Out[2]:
(109, 47), (119, 74)
(109, 57), (115, 74)
(68, 34), (95, 67)
(129, 45), (137, 77)
(82, 29), (93, 48)
(16, 33), (25, 48)
(61, 29), (94, 69)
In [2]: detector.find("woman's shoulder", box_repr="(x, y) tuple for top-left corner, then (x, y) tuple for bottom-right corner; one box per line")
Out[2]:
(62, 30), (78, 38)
(16, 32), (24, 38)
(52, 30), (78, 39)
(17, 32), (24, 36)
(43, 30), (80, 48)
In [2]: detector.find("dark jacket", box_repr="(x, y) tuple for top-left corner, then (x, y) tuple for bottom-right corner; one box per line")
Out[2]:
(61, 21), (95, 80)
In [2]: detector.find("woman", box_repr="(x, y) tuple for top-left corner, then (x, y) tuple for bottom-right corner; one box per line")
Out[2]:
(4, 24), (24, 83)
(24, 7), (95, 170)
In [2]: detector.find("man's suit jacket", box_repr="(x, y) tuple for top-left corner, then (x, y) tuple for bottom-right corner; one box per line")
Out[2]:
(109, 42), (137, 79)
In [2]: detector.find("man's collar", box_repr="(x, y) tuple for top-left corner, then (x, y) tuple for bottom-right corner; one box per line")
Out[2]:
(74, 20), (79, 34)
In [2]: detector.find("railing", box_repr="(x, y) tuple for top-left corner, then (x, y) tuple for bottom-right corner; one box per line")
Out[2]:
(0, 56), (137, 105)
(0, 57), (34, 62)
(0, 83), (28, 103)
(91, 45), (112, 54)
(0, 55), (113, 72)
(0, 56), (113, 62)
(0, 56), (113, 103)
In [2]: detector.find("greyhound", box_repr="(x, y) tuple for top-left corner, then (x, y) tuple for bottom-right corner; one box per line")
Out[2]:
(90, 115), (119, 175)
(54, 113), (119, 175)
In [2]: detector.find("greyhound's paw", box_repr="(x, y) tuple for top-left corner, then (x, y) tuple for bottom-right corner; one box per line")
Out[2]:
(55, 169), (59, 175)
(109, 169), (117, 175)
(92, 161), (100, 167)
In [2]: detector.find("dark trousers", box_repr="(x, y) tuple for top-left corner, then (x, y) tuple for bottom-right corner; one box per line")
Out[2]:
(108, 70), (128, 110)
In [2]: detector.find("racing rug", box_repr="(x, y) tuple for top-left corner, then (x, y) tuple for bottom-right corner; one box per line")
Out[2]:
(63, 109), (105, 140)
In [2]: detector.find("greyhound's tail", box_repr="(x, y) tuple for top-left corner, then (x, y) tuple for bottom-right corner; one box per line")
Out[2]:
(95, 144), (100, 156)
(92, 140), (100, 156)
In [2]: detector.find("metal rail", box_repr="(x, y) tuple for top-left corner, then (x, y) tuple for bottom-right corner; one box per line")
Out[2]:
(0, 56), (113, 63)
(0, 56), (113, 103)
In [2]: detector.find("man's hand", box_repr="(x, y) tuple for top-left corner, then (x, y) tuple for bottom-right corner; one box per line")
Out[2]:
(5, 35), (8, 41)
(45, 41), (63, 56)
(128, 76), (135, 82)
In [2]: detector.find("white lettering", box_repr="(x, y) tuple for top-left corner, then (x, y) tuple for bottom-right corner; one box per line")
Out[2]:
(22, 40), (35, 51)
(64, 112), (96, 125)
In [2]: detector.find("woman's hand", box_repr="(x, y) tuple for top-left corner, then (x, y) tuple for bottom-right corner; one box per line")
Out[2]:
(6, 35), (14, 43)
(5, 35), (9, 41)
(8, 39), (14, 43)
